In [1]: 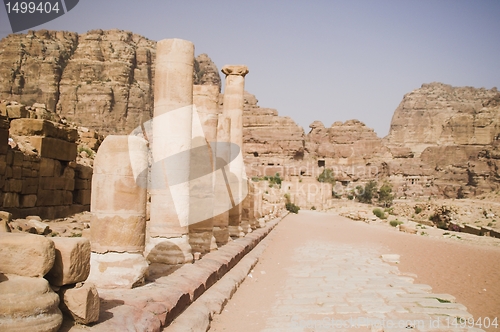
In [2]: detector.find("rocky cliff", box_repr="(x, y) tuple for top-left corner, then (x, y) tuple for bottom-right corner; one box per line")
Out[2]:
(1, 31), (499, 198)
(0, 29), (220, 135)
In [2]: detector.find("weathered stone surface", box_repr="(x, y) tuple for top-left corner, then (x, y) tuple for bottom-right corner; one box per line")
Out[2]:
(28, 136), (77, 161)
(0, 273), (63, 332)
(0, 30), (220, 136)
(10, 118), (78, 141)
(86, 252), (149, 289)
(59, 283), (99, 324)
(91, 135), (148, 253)
(45, 237), (91, 286)
(0, 233), (55, 277)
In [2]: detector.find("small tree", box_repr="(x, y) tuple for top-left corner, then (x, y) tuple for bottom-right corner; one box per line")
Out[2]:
(356, 180), (377, 204)
(378, 182), (394, 207)
(317, 168), (335, 185)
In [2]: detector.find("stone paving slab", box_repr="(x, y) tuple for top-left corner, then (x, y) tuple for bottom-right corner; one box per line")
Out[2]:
(261, 241), (484, 332)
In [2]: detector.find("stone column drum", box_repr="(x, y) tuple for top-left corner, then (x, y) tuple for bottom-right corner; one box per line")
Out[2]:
(221, 65), (250, 237)
(189, 85), (220, 254)
(87, 135), (149, 289)
(212, 114), (231, 245)
(145, 38), (194, 266)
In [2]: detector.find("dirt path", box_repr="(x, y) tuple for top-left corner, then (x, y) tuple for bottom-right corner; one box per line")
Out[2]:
(209, 211), (500, 331)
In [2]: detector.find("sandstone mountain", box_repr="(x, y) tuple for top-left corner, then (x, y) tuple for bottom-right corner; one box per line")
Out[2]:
(1, 31), (499, 199)
(0, 29), (220, 135)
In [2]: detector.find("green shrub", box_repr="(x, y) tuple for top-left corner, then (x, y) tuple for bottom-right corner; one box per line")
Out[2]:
(373, 208), (386, 219)
(356, 180), (377, 204)
(317, 168), (335, 185)
(286, 202), (300, 214)
(378, 182), (394, 207)
(389, 220), (403, 227)
(311, 206), (316, 210)
(414, 206), (423, 214)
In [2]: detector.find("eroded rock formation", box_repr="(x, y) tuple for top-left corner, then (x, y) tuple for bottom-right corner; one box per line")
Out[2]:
(0, 30), (220, 136)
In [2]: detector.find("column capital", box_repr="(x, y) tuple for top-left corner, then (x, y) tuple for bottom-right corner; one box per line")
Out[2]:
(221, 65), (249, 77)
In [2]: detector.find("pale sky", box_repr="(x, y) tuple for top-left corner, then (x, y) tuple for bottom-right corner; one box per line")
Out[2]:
(1, 1), (499, 137)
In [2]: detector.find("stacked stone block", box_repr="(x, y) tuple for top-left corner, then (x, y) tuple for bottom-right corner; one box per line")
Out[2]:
(0, 116), (89, 218)
(0, 232), (98, 329)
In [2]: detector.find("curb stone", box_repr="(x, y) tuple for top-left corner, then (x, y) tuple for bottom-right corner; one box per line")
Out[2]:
(163, 217), (282, 331)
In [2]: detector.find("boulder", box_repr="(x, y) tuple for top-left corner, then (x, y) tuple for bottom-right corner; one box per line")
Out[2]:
(59, 283), (99, 324)
(45, 237), (91, 286)
(0, 233), (55, 277)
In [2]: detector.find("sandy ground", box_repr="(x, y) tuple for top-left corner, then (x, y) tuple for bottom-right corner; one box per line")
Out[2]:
(209, 210), (500, 331)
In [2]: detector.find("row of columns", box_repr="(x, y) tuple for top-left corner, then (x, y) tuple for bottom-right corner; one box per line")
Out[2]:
(87, 38), (266, 288)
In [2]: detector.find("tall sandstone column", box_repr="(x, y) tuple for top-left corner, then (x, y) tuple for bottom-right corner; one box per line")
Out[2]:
(145, 39), (194, 267)
(221, 65), (250, 237)
(212, 114), (231, 245)
(87, 135), (149, 288)
(188, 85), (220, 254)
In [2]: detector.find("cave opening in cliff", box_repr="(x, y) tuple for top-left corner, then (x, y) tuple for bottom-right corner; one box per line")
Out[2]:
(318, 160), (325, 168)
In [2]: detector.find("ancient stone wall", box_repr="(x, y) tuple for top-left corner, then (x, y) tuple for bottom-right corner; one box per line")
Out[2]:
(0, 101), (91, 219)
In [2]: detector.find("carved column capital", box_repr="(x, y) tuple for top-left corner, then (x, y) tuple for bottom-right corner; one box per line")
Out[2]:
(221, 65), (249, 77)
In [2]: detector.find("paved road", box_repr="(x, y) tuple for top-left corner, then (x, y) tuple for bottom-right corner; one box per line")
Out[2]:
(209, 211), (488, 332)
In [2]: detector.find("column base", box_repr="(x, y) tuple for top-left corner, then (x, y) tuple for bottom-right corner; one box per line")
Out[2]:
(86, 252), (148, 289)
(145, 235), (193, 265)
(213, 226), (230, 246)
(188, 231), (216, 255)
(228, 225), (245, 238)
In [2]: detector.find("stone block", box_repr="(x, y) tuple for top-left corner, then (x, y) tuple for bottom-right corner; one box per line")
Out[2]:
(12, 151), (24, 166)
(0, 219), (11, 232)
(0, 128), (8, 154)
(45, 237), (91, 286)
(3, 192), (19, 208)
(29, 136), (77, 161)
(0, 274), (63, 332)
(21, 177), (39, 194)
(463, 224), (482, 236)
(86, 252), (148, 289)
(37, 189), (72, 206)
(6, 104), (28, 119)
(74, 189), (91, 205)
(75, 179), (90, 190)
(0, 160), (6, 175)
(24, 218), (51, 235)
(59, 283), (100, 325)
(40, 158), (55, 177)
(9, 118), (78, 142)
(0, 211), (12, 221)
(0, 233), (55, 277)
(75, 164), (93, 179)
(20, 194), (38, 208)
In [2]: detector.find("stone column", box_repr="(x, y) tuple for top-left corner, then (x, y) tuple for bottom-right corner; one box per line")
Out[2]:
(241, 179), (259, 229)
(212, 113), (231, 245)
(188, 85), (220, 254)
(221, 65), (250, 237)
(145, 39), (194, 268)
(87, 135), (149, 288)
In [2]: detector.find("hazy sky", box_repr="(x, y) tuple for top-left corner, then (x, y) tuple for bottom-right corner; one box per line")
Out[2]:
(1, 1), (499, 137)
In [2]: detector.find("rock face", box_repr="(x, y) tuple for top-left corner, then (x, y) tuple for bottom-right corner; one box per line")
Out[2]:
(242, 92), (306, 176)
(0, 30), (220, 136)
(385, 82), (500, 197)
(386, 82), (500, 155)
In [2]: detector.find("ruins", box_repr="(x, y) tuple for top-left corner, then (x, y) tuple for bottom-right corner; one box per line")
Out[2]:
(0, 29), (499, 330)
